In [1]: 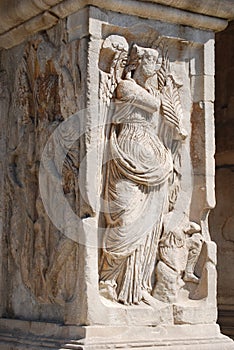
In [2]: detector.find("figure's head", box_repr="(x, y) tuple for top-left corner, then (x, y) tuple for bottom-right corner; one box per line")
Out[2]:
(127, 44), (161, 78)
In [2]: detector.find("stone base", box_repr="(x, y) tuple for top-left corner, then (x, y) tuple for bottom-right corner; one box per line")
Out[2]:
(0, 319), (233, 350)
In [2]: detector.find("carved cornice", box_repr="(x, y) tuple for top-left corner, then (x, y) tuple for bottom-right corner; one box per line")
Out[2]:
(139, 0), (234, 21)
(0, 0), (234, 49)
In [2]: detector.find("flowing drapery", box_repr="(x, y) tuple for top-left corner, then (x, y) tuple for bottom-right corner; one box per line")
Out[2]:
(100, 101), (173, 304)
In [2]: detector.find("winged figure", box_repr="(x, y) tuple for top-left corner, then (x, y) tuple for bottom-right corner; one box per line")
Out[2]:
(98, 35), (190, 305)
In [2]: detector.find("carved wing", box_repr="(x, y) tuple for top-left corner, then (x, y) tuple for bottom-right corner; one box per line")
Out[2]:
(99, 35), (129, 127)
(99, 70), (117, 127)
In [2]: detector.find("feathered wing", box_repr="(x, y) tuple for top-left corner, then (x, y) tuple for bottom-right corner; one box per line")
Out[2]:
(99, 35), (129, 128)
(99, 69), (118, 128)
(98, 36), (129, 221)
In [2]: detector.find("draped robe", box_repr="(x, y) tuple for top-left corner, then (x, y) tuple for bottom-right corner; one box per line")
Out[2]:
(99, 79), (173, 304)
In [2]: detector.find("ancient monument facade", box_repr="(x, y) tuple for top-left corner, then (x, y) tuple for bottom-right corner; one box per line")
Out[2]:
(0, 0), (233, 349)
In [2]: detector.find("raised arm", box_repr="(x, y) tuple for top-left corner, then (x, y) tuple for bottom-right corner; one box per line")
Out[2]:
(116, 79), (160, 113)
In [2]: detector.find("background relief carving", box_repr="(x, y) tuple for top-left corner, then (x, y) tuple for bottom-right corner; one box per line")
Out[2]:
(3, 28), (83, 312)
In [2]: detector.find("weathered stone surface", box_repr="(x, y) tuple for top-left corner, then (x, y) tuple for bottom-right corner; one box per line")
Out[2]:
(0, 19), (86, 321)
(0, 0), (63, 35)
(0, 319), (233, 350)
(0, 11), (59, 49)
(142, 0), (234, 20)
(209, 20), (234, 341)
(0, 0), (231, 49)
(0, 1), (233, 349)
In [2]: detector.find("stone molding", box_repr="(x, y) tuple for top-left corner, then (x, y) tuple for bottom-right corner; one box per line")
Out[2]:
(1, 0), (234, 49)
(138, 0), (234, 20)
(0, 319), (233, 349)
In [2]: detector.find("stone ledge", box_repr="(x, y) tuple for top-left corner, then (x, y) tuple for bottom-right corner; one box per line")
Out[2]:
(0, 0), (63, 35)
(140, 0), (234, 21)
(0, 11), (59, 49)
(0, 0), (233, 50)
(0, 319), (233, 350)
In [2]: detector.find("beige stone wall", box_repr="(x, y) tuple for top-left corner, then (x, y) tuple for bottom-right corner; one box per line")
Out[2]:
(0, 19), (87, 322)
(210, 20), (234, 339)
(0, 1), (234, 349)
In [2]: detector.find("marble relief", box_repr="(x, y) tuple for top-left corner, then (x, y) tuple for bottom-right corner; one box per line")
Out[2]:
(98, 35), (202, 305)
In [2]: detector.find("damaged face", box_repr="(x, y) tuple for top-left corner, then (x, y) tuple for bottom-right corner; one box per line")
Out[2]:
(140, 52), (159, 77)
(130, 45), (160, 78)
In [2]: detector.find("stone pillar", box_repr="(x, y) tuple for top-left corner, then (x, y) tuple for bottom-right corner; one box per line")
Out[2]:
(209, 20), (234, 340)
(0, 1), (233, 349)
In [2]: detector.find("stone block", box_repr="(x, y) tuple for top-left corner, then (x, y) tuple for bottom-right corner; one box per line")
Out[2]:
(0, 1), (233, 349)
